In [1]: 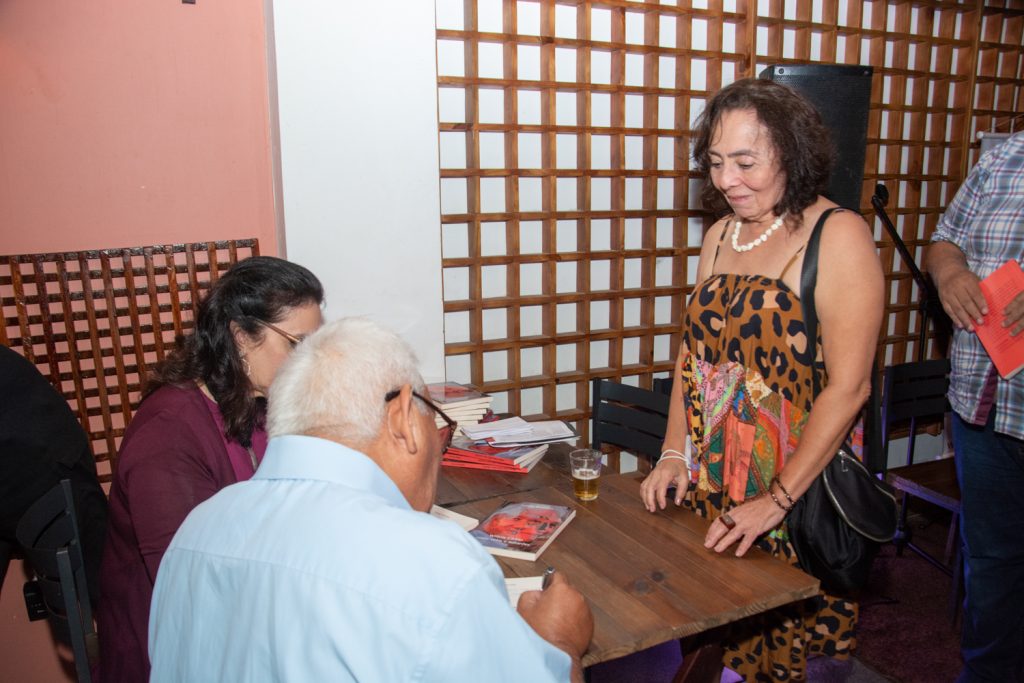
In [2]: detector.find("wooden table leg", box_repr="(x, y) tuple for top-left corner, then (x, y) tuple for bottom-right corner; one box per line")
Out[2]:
(672, 636), (724, 683)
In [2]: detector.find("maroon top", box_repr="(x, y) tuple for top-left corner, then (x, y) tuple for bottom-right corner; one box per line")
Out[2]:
(98, 385), (266, 682)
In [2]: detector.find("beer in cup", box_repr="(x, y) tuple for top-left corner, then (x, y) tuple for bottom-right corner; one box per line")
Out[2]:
(570, 449), (602, 501)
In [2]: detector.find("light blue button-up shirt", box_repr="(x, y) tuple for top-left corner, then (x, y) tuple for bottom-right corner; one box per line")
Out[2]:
(149, 434), (572, 682)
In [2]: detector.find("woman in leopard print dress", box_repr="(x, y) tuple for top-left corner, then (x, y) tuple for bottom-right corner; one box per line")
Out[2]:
(639, 79), (884, 681)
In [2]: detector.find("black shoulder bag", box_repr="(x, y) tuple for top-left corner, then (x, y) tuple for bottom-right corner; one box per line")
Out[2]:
(787, 207), (899, 595)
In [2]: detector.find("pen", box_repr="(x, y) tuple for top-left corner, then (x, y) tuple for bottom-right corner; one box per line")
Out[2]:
(541, 565), (556, 590)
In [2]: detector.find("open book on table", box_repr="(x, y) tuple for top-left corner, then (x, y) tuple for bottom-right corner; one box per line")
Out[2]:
(504, 575), (544, 607)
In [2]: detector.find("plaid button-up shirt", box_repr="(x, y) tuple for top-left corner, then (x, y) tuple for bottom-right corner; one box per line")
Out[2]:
(931, 131), (1024, 440)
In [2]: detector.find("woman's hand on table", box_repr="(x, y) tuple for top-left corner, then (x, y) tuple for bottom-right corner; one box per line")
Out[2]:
(703, 495), (787, 557)
(639, 459), (690, 512)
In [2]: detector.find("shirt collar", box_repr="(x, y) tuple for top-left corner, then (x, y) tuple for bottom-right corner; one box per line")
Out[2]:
(253, 434), (411, 511)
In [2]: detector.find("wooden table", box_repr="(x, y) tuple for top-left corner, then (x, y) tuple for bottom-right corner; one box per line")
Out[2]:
(452, 473), (820, 669)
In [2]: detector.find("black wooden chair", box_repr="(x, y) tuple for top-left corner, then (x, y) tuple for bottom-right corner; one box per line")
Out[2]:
(880, 359), (962, 620)
(652, 376), (674, 397)
(16, 479), (96, 683)
(591, 378), (671, 473)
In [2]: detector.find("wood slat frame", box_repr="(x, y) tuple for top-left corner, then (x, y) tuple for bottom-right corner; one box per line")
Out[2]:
(436, 0), (1022, 444)
(0, 239), (259, 481)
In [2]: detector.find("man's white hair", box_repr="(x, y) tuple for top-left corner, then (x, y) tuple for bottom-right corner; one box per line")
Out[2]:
(267, 317), (426, 446)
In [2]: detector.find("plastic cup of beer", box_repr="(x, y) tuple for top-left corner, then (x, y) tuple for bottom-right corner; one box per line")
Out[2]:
(570, 449), (602, 502)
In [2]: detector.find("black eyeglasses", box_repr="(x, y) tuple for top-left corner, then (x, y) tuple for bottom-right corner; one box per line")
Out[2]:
(253, 318), (303, 349)
(385, 388), (456, 452)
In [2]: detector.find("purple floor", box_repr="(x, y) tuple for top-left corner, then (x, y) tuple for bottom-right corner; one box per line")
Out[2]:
(587, 641), (742, 683)
(587, 641), (892, 682)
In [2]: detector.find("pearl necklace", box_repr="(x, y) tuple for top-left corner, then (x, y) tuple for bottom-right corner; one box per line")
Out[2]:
(732, 214), (785, 253)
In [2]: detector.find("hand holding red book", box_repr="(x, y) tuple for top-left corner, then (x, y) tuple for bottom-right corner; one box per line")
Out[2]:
(976, 260), (1024, 379)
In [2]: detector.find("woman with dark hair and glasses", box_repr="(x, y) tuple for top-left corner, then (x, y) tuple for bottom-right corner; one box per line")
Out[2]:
(98, 256), (324, 682)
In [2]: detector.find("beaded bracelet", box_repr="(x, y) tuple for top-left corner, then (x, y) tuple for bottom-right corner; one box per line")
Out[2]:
(767, 488), (793, 513)
(772, 475), (796, 508)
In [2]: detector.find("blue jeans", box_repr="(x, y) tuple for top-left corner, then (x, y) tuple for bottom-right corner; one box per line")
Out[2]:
(953, 412), (1024, 683)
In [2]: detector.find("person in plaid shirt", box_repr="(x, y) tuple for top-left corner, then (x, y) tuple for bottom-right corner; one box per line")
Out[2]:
(927, 131), (1024, 682)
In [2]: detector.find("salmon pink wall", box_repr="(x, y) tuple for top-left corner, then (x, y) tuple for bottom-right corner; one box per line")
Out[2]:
(0, 0), (279, 256)
(0, 2), (277, 680)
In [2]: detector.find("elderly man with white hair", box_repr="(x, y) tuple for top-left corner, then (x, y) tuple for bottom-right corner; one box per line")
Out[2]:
(148, 317), (593, 683)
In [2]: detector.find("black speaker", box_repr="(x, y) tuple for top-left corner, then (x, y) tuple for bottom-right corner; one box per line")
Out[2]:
(760, 64), (873, 210)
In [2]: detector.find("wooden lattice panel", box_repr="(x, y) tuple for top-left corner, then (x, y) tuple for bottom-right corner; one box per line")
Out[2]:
(435, 0), (1024, 443)
(435, 0), (749, 437)
(748, 1), (984, 366)
(969, 5), (1023, 166)
(0, 239), (259, 481)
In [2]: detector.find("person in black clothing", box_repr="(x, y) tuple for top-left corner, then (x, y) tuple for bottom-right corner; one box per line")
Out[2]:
(0, 344), (108, 605)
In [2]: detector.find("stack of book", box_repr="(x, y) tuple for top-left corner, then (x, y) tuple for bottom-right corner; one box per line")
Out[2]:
(462, 417), (578, 447)
(425, 382), (494, 431)
(442, 436), (548, 474)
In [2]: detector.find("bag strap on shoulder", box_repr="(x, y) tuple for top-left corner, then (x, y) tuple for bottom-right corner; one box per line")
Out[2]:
(799, 207), (842, 399)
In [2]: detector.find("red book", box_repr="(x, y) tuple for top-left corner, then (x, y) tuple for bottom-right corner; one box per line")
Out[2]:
(976, 260), (1024, 380)
(425, 382), (491, 408)
(469, 501), (576, 561)
(446, 438), (546, 466)
(442, 444), (548, 473)
(441, 459), (528, 473)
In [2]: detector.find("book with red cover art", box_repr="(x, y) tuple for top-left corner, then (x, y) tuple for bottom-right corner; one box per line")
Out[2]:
(442, 438), (548, 473)
(446, 437), (546, 465)
(425, 382), (491, 408)
(442, 448), (547, 473)
(976, 260), (1024, 380)
(442, 458), (531, 474)
(469, 501), (575, 561)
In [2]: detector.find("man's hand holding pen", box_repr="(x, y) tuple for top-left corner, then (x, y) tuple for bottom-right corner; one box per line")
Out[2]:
(517, 567), (593, 683)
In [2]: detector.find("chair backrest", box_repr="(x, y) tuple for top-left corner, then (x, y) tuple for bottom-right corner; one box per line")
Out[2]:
(652, 376), (673, 397)
(881, 358), (951, 466)
(591, 378), (671, 467)
(0, 239), (260, 481)
(16, 479), (95, 683)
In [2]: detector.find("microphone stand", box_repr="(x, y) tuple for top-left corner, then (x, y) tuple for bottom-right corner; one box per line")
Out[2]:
(870, 183), (945, 364)
(871, 183), (952, 557)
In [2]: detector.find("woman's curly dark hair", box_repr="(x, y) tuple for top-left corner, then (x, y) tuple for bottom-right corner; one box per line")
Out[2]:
(692, 78), (834, 226)
(145, 256), (324, 447)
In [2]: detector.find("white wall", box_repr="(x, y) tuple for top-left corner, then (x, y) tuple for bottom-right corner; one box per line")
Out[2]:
(886, 432), (951, 470)
(269, 0), (446, 381)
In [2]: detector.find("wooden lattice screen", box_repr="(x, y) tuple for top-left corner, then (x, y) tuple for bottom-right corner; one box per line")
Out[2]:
(435, 0), (1022, 442)
(0, 240), (260, 482)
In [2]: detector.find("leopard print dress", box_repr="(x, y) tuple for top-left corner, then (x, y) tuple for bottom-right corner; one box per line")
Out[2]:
(678, 268), (859, 681)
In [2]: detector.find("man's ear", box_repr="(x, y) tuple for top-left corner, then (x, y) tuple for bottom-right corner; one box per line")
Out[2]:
(384, 384), (422, 456)
(377, 385), (436, 513)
